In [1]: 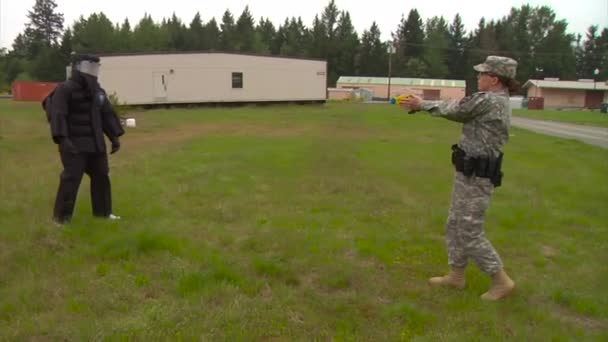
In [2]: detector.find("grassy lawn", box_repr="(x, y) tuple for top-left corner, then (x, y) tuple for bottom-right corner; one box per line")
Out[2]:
(1, 100), (607, 340)
(513, 108), (608, 128)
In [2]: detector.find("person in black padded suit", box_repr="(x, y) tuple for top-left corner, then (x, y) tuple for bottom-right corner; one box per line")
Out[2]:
(45, 53), (125, 225)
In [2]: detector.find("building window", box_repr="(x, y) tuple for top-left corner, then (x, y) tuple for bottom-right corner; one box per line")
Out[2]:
(232, 72), (243, 89)
(423, 89), (440, 100)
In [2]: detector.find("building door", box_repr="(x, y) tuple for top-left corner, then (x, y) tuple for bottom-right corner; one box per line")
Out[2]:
(153, 72), (168, 101)
(585, 90), (603, 109)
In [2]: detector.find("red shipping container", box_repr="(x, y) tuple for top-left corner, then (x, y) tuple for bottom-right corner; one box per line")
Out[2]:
(11, 81), (60, 102)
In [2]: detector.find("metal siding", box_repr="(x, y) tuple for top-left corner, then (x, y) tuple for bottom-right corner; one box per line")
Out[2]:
(540, 88), (586, 109)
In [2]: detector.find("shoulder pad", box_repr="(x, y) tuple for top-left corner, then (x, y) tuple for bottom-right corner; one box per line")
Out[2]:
(459, 92), (490, 106)
(62, 80), (79, 91)
(96, 90), (109, 104)
(459, 95), (475, 105)
(470, 92), (490, 99)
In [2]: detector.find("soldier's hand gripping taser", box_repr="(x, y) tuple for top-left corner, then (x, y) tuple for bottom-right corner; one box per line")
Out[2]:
(391, 94), (418, 114)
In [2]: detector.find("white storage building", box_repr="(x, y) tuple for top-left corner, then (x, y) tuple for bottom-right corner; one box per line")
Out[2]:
(95, 52), (328, 105)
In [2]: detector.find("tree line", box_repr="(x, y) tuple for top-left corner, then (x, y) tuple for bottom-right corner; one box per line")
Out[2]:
(0, 0), (606, 94)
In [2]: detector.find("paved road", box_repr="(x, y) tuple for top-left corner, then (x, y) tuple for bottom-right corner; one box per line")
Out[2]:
(511, 117), (608, 149)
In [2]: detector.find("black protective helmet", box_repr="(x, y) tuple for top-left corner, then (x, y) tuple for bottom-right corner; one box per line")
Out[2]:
(70, 53), (101, 77)
(71, 53), (100, 64)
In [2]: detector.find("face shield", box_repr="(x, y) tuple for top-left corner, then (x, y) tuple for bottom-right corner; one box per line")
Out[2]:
(74, 60), (101, 77)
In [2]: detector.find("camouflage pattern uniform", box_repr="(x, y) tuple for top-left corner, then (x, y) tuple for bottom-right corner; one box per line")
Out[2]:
(419, 56), (517, 275)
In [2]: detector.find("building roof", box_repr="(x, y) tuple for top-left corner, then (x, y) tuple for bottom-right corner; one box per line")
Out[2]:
(93, 50), (327, 63)
(523, 79), (608, 91)
(327, 88), (354, 92)
(337, 76), (466, 88)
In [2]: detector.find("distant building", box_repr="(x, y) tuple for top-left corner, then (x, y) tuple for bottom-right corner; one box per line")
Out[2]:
(336, 76), (466, 101)
(327, 88), (373, 101)
(523, 79), (608, 109)
(327, 88), (355, 101)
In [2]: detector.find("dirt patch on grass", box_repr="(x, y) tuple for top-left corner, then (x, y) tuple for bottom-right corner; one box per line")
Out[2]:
(299, 271), (319, 290)
(541, 245), (559, 258)
(526, 296), (608, 333)
(553, 307), (607, 331)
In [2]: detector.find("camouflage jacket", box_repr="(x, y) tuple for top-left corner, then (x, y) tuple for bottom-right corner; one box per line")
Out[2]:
(420, 89), (511, 158)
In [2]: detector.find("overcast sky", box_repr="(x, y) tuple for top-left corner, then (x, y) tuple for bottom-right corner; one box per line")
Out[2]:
(1, 0), (606, 49)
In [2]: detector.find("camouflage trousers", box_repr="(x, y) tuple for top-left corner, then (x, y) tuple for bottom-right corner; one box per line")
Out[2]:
(445, 172), (503, 275)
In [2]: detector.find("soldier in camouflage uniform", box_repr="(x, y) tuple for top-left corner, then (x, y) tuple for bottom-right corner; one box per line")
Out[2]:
(400, 56), (519, 301)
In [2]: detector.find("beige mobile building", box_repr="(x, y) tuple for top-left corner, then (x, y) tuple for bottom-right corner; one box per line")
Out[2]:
(95, 52), (327, 105)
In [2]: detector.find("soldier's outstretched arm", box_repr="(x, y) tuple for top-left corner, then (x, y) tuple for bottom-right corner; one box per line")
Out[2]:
(419, 93), (491, 123)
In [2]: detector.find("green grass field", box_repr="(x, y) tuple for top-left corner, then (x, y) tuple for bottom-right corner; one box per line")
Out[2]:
(513, 108), (608, 127)
(1, 100), (607, 340)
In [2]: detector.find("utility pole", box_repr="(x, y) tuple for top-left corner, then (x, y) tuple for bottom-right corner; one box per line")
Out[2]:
(535, 67), (544, 97)
(594, 68), (599, 90)
(387, 41), (395, 101)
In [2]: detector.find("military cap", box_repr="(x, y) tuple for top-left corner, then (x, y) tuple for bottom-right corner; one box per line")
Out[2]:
(474, 56), (517, 79)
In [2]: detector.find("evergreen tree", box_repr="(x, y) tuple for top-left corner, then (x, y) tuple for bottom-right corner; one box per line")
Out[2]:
(280, 18), (308, 57)
(219, 10), (237, 51)
(308, 15), (327, 59)
(0, 50), (7, 89)
(71, 13), (117, 53)
(402, 9), (425, 58)
(334, 11), (359, 78)
(535, 20), (576, 79)
(235, 6), (257, 52)
(30, 45), (66, 81)
(26, 0), (64, 46)
(272, 19), (288, 55)
(423, 16), (449, 78)
(256, 17), (276, 54)
(321, 0), (341, 85)
(205, 18), (221, 51)
(59, 28), (73, 68)
(2, 2), (601, 89)
(132, 14), (165, 51)
(392, 9), (425, 76)
(20, 0), (64, 57)
(321, 0), (339, 42)
(447, 14), (466, 79)
(357, 22), (387, 76)
(115, 19), (133, 52)
(578, 26), (608, 79)
(598, 28), (608, 80)
(186, 13), (205, 51)
(164, 13), (188, 51)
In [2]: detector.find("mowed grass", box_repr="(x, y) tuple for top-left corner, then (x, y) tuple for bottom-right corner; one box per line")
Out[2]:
(513, 108), (608, 127)
(1, 99), (607, 340)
